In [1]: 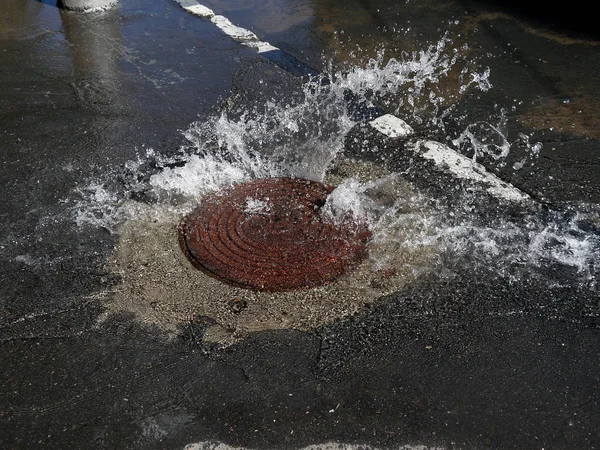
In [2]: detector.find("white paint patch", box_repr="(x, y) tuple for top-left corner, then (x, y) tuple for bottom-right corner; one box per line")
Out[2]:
(369, 114), (414, 139)
(174, 0), (281, 53)
(181, 4), (214, 18)
(250, 41), (280, 54)
(211, 15), (259, 42)
(414, 140), (530, 202)
(244, 197), (272, 216)
(173, 0), (527, 205)
(366, 113), (528, 202)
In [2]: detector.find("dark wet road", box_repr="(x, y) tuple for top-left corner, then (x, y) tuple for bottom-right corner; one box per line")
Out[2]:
(1, 0), (599, 449)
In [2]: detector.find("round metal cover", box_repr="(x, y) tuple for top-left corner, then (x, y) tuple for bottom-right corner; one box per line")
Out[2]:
(178, 177), (371, 292)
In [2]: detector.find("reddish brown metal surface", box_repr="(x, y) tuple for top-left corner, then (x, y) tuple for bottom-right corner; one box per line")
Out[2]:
(178, 177), (371, 292)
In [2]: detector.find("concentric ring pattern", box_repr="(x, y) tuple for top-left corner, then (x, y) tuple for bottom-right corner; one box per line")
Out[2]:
(178, 177), (371, 292)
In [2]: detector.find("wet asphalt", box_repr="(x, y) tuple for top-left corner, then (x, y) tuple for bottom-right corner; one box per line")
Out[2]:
(1, 0), (600, 449)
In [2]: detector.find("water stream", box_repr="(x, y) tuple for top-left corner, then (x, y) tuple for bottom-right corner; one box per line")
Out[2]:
(73, 36), (599, 338)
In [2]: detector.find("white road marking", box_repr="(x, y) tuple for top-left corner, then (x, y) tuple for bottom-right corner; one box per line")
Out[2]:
(174, 0), (280, 54)
(367, 115), (529, 202)
(175, 0), (530, 203)
(369, 114), (414, 139)
(415, 140), (530, 202)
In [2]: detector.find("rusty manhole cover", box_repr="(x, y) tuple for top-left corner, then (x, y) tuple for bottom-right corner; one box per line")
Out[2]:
(178, 177), (371, 292)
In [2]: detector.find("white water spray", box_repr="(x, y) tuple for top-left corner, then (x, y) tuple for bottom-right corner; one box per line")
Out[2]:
(72, 37), (599, 288)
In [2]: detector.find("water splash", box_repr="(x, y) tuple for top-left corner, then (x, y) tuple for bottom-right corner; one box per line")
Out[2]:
(243, 197), (272, 216)
(452, 120), (511, 163)
(323, 177), (599, 287)
(74, 36), (488, 218)
(512, 132), (543, 171)
(72, 36), (598, 288)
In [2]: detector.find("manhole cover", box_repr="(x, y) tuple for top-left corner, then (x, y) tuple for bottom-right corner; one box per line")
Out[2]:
(178, 177), (371, 292)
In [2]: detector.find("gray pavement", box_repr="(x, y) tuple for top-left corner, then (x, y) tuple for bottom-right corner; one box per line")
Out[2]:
(1, 1), (599, 449)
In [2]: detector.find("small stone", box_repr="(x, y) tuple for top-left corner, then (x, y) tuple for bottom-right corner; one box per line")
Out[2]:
(230, 297), (248, 313)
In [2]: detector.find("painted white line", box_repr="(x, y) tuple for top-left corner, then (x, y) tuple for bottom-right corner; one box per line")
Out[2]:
(211, 15), (259, 41)
(369, 114), (414, 139)
(175, 0), (529, 203)
(174, 0), (280, 53)
(177, 0), (214, 18)
(249, 41), (280, 54)
(416, 140), (530, 202)
(367, 114), (529, 202)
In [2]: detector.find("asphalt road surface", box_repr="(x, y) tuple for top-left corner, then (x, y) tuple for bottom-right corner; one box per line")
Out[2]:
(1, 0), (599, 449)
